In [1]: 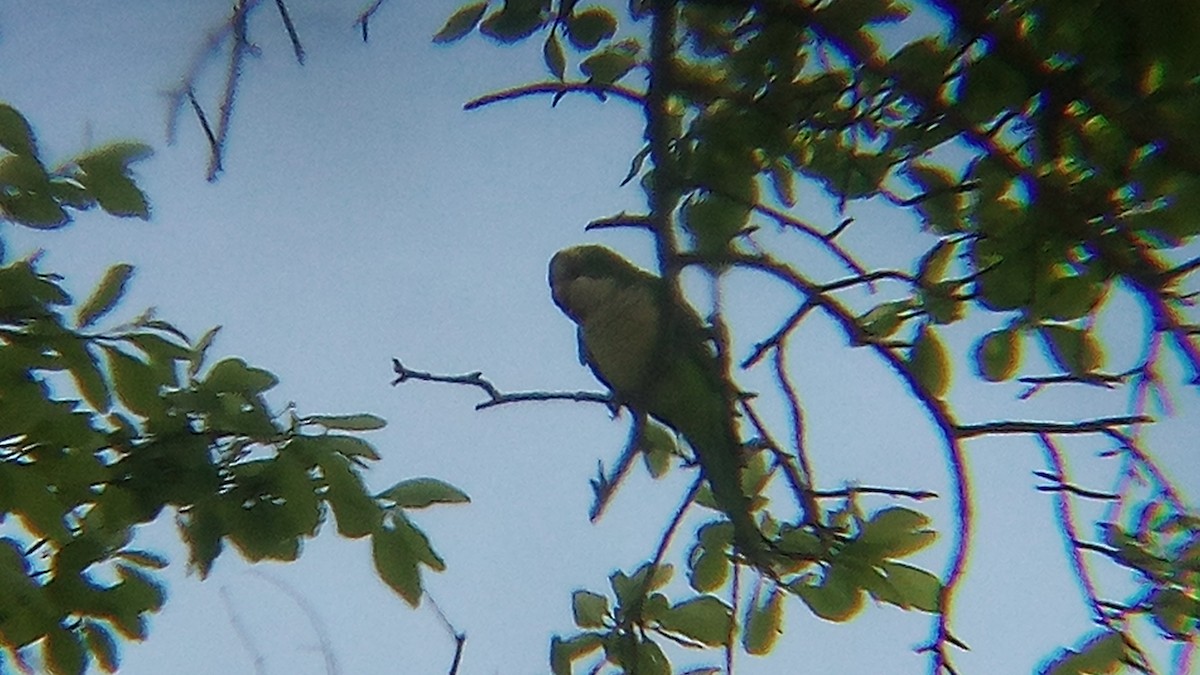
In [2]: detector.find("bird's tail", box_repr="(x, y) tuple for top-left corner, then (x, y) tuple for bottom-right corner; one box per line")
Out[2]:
(651, 358), (772, 568)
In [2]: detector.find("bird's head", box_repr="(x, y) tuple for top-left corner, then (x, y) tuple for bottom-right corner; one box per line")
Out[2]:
(549, 245), (651, 322)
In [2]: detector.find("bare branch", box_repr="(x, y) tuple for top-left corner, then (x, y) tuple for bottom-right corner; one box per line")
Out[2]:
(391, 358), (610, 410)
(354, 0), (388, 42)
(586, 213), (654, 232)
(463, 81), (646, 111)
(273, 0), (306, 64)
(812, 485), (939, 501)
(588, 416), (648, 522)
(423, 591), (467, 675)
(956, 416), (1151, 438)
(750, 200), (872, 285)
(741, 299), (815, 369)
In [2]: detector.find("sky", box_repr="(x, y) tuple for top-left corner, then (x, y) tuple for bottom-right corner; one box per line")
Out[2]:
(0, 2), (1196, 674)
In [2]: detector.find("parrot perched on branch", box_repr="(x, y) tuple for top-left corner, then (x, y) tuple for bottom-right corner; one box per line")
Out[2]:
(548, 244), (771, 566)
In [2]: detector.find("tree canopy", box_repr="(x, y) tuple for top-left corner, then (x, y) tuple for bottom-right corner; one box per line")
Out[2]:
(2, 1), (1197, 673)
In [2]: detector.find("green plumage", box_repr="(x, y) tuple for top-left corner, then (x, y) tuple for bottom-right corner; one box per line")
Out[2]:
(549, 245), (769, 565)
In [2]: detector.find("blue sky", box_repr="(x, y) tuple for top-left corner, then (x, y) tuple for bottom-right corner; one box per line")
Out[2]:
(1, 1), (1196, 673)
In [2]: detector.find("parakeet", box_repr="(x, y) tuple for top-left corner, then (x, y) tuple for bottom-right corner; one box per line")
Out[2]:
(549, 244), (771, 566)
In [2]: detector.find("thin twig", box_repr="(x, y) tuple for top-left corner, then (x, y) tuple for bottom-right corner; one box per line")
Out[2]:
(589, 416), (649, 522)
(812, 485), (938, 501)
(464, 81), (646, 111)
(586, 213), (654, 231)
(1036, 435), (1113, 630)
(391, 358), (610, 410)
(956, 416), (1151, 438)
(354, 0), (387, 42)
(741, 300), (815, 369)
(424, 591), (467, 675)
(273, 0), (306, 64)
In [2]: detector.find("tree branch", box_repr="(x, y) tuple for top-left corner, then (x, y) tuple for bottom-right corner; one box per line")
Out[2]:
(390, 358), (610, 410)
(463, 81), (645, 111)
(956, 416), (1151, 438)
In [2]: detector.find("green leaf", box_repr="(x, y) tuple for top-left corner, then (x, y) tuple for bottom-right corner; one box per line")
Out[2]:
(1034, 272), (1105, 321)
(0, 103), (38, 156)
(680, 193), (750, 259)
(45, 626), (86, 675)
(855, 506), (937, 560)
(116, 563), (166, 613)
(877, 561), (941, 612)
(791, 562), (863, 622)
(921, 281), (963, 324)
(77, 263), (134, 328)
(579, 39), (639, 85)
(57, 339), (111, 412)
(179, 501), (224, 578)
(917, 240), (955, 284)
(974, 328), (1020, 381)
(543, 31), (566, 79)
(565, 7), (617, 51)
(188, 325), (221, 378)
(104, 347), (163, 417)
(82, 621), (119, 673)
(610, 563), (671, 607)
(479, 0), (547, 43)
(433, 1), (488, 43)
(74, 144), (153, 220)
(767, 159), (796, 207)
(372, 524), (423, 606)
(1149, 587), (1199, 638)
(658, 596), (731, 647)
(389, 513), (445, 571)
(859, 299), (911, 338)
(302, 413), (386, 431)
(320, 434), (382, 461)
(203, 357), (279, 394)
(74, 142), (154, 169)
(377, 477), (470, 508)
(0, 154), (68, 228)
(318, 454), (380, 538)
(608, 637), (669, 675)
(743, 589), (783, 655)
(114, 549), (169, 570)
(550, 633), (604, 675)
(572, 590), (609, 628)
(123, 332), (190, 388)
(907, 324), (950, 397)
(688, 528), (730, 593)
(638, 421), (676, 478)
(958, 52), (1031, 124)
(1038, 324), (1102, 375)
(1041, 631), (1128, 675)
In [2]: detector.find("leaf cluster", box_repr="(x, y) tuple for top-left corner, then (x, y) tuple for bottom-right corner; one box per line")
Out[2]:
(0, 104), (151, 228)
(437, 0), (1198, 671)
(0, 103), (467, 674)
